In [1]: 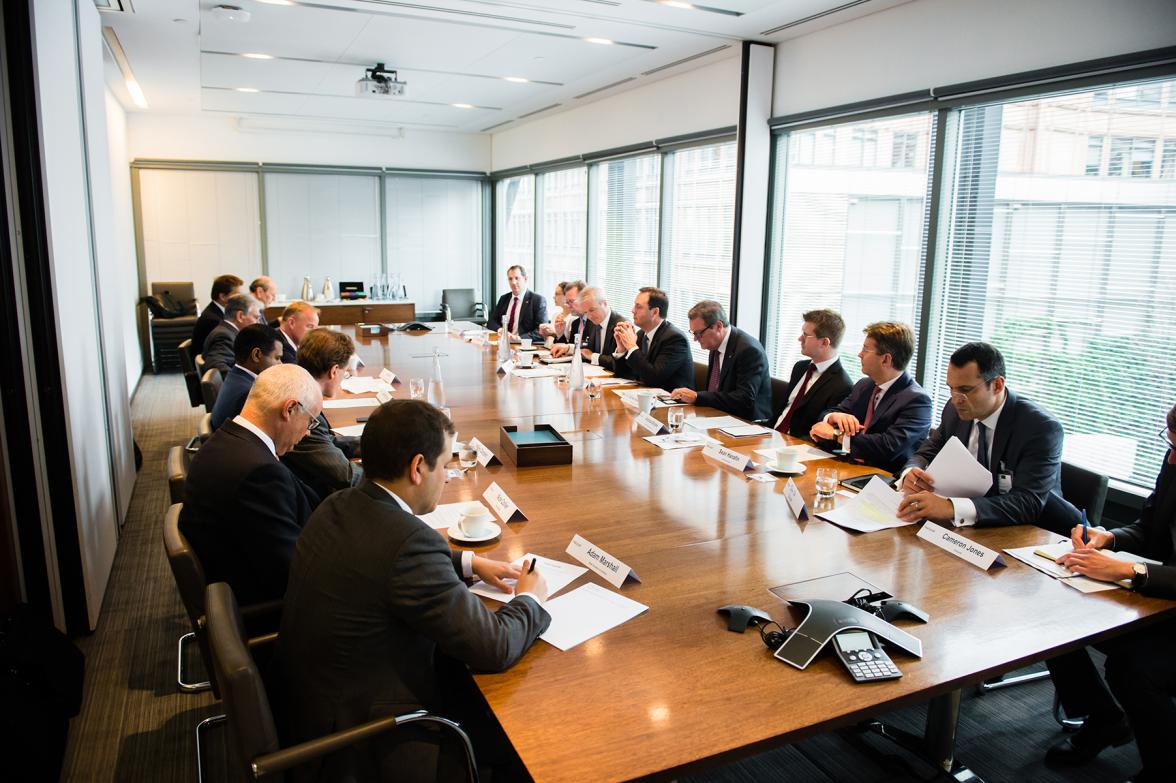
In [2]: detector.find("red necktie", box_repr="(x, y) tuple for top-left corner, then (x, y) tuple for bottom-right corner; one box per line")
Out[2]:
(776, 363), (816, 433)
(506, 297), (518, 333)
(862, 385), (882, 430)
(707, 351), (721, 392)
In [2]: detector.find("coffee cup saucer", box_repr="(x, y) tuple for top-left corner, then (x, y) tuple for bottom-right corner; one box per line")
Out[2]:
(765, 462), (807, 476)
(448, 521), (502, 545)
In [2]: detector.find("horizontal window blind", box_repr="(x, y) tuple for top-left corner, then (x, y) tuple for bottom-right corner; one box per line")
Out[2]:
(928, 77), (1176, 487)
(588, 154), (660, 314)
(662, 141), (737, 361)
(495, 175), (534, 299)
(537, 167), (587, 304)
(765, 112), (934, 380)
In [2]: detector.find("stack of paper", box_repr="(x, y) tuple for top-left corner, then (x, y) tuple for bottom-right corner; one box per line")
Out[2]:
(644, 433), (714, 450)
(323, 398), (379, 409)
(418, 501), (483, 530)
(718, 423), (773, 438)
(1004, 541), (1162, 593)
(331, 423), (366, 437)
(340, 376), (393, 395)
(540, 583), (649, 651)
(816, 476), (913, 533)
(470, 553), (588, 602)
(925, 436), (993, 497)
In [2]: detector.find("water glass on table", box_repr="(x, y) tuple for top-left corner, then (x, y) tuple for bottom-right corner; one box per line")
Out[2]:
(586, 378), (602, 400)
(458, 442), (478, 470)
(667, 406), (685, 433)
(815, 467), (838, 498)
(409, 377), (425, 400)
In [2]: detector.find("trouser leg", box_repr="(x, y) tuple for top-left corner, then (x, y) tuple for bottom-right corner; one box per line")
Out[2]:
(1046, 647), (1123, 722)
(1103, 621), (1176, 778)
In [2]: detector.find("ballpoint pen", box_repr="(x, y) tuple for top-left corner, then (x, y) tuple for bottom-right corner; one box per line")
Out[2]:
(1081, 509), (1088, 546)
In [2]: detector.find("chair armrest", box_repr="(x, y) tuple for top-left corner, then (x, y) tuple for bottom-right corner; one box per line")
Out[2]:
(240, 598), (284, 636)
(251, 712), (475, 780)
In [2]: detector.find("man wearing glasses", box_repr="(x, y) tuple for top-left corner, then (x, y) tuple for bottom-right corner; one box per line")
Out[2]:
(179, 363), (323, 605)
(670, 300), (772, 422)
(1042, 403), (1176, 782)
(894, 341), (1063, 528)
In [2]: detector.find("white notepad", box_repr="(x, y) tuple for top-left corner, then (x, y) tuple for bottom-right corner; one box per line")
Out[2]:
(540, 583), (648, 651)
(470, 553), (588, 602)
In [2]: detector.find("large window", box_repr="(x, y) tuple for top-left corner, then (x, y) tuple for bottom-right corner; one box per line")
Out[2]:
(927, 78), (1176, 487)
(588, 154), (661, 314)
(661, 142), (737, 358)
(765, 113), (934, 379)
(536, 167), (587, 302)
(495, 175), (534, 297)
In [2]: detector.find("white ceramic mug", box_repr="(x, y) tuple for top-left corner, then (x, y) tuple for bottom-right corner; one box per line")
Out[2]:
(520, 338), (533, 350)
(518, 351), (534, 368)
(775, 445), (805, 472)
(458, 505), (493, 539)
(637, 390), (658, 415)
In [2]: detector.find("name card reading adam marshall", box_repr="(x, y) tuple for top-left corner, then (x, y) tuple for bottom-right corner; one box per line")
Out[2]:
(917, 521), (1006, 570)
(483, 481), (527, 523)
(566, 534), (640, 589)
(467, 437), (501, 467)
(702, 443), (752, 473)
(783, 478), (809, 521)
(634, 411), (667, 435)
(379, 368), (399, 385)
(496, 359), (515, 375)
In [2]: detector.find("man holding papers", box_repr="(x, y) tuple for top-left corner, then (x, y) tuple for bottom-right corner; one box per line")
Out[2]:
(895, 342), (1064, 527)
(1042, 403), (1176, 781)
(278, 399), (550, 781)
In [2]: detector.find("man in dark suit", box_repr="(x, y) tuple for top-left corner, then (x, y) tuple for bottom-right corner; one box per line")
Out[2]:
(896, 342), (1064, 527)
(486, 265), (547, 341)
(277, 300), (320, 364)
(670, 300), (772, 422)
(202, 294), (262, 375)
(282, 328), (364, 500)
(771, 309), (854, 439)
(179, 363), (323, 605)
(189, 273), (242, 360)
(549, 286), (626, 364)
(1041, 403), (1176, 781)
(604, 287), (693, 392)
(811, 321), (931, 473)
(209, 323), (283, 430)
(278, 400), (550, 782)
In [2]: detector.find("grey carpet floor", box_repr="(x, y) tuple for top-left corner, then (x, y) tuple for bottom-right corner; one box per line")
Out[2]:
(60, 374), (1140, 782)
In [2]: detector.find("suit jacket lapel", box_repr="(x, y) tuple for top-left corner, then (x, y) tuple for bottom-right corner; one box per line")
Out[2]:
(989, 390), (1017, 475)
(719, 329), (740, 386)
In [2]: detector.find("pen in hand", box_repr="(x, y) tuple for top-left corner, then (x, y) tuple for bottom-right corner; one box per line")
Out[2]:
(1081, 509), (1088, 546)
(527, 558), (537, 574)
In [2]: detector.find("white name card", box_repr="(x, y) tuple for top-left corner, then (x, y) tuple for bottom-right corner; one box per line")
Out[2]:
(566, 534), (640, 589)
(468, 436), (501, 467)
(483, 481), (527, 523)
(783, 478), (809, 521)
(378, 368), (398, 385)
(634, 411), (667, 435)
(376, 390), (393, 405)
(497, 359), (515, 375)
(702, 443), (752, 473)
(917, 521), (1006, 570)
(473, 333), (486, 346)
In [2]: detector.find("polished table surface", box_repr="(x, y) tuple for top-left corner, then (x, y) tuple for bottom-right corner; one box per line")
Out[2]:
(333, 325), (1175, 782)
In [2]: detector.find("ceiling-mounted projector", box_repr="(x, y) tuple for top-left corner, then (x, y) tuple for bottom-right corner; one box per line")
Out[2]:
(356, 63), (406, 97)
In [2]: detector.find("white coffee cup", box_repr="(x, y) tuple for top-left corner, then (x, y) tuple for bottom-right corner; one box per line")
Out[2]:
(544, 336), (555, 349)
(637, 390), (658, 415)
(775, 445), (806, 472)
(520, 338), (533, 350)
(518, 351), (533, 367)
(457, 505), (493, 539)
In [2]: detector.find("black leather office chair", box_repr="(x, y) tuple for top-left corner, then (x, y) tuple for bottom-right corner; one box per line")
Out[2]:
(178, 339), (203, 408)
(195, 353), (207, 381)
(205, 582), (478, 782)
(693, 361), (708, 393)
(769, 376), (789, 419)
(442, 288), (486, 326)
(167, 446), (187, 505)
(200, 368), (223, 413)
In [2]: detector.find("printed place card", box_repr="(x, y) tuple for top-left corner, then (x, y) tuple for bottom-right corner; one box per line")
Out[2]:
(634, 411), (667, 435)
(702, 442), (752, 473)
(497, 359), (515, 375)
(566, 534), (640, 589)
(483, 481), (527, 523)
(917, 521), (1006, 570)
(468, 436), (501, 467)
(376, 390), (393, 405)
(378, 368), (398, 385)
(783, 478), (809, 521)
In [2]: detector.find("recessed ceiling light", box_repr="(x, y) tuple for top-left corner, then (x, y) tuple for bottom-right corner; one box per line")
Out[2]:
(503, 77), (529, 84)
(125, 79), (148, 109)
(241, 52), (273, 60)
(235, 87), (260, 93)
(584, 37), (614, 45)
(659, 0), (695, 8)
(255, 0), (295, 5)
(452, 103), (475, 109)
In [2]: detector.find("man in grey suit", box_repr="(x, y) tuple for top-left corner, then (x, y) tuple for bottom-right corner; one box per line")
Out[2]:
(671, 300), (772, 422)
(896, 341), (1065, 527)
(278, 400), (550, 782)
(202, 293), (262, 375)
(281, 327), (364, 500)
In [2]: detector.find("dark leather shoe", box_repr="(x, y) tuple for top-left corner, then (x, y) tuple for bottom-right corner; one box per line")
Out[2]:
(1045, 716), (1132, 765)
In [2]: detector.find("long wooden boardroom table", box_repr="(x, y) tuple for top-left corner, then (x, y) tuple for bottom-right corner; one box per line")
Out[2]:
(331, 324), (1175, 783)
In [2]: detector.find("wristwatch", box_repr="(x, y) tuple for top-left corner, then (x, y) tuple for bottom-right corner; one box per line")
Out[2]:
(1131, 562), (1149, 592)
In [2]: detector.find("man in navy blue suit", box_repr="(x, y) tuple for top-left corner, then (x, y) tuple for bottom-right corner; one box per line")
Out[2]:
(896, 341), (1064, 527)
(810, 321), (931, 473)
(209, 323), (284, 430)
(486, 265), (548, 341)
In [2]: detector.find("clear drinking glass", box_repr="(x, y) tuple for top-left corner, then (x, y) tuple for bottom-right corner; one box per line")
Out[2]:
(668, 406), (685, 433)
(458, 443), (478, 470)
(815, 467), (838, 497)
(409, 377), (425, 400)
(586, 378), (602, 400)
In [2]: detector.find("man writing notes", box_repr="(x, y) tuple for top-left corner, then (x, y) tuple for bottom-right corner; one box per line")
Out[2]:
(202, 294), (263, 375)
(896, 342), (1064, 526)
(209, 324), (284, 430)
(486, 264), (547, 341)
(605, 287), (694, 392)
(670, 300), (771, 422)
(179, 364), (322, 605)
(549, 286), (625, 364)
(810, 321), (931, 473)
(1041, 403), (1176, 783)
(772, 309), (854, 438)
(278, 400), (550, 781)
(277, 300), (320, 365)
(190, 273), (242, 360)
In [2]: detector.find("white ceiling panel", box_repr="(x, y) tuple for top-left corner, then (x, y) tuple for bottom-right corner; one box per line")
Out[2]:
(339, 15), (525, 70)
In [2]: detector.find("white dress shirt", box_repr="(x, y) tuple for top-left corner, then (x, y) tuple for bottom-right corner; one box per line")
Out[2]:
(589, 306), (612, 365)
(233, 364), (258, 379)
(232, 415), (276, 458)
(617, 319), (662, 359)
(949, 397), (1006, 527)
(773, 355), (839, 429)
(713, 326), (732, 373)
